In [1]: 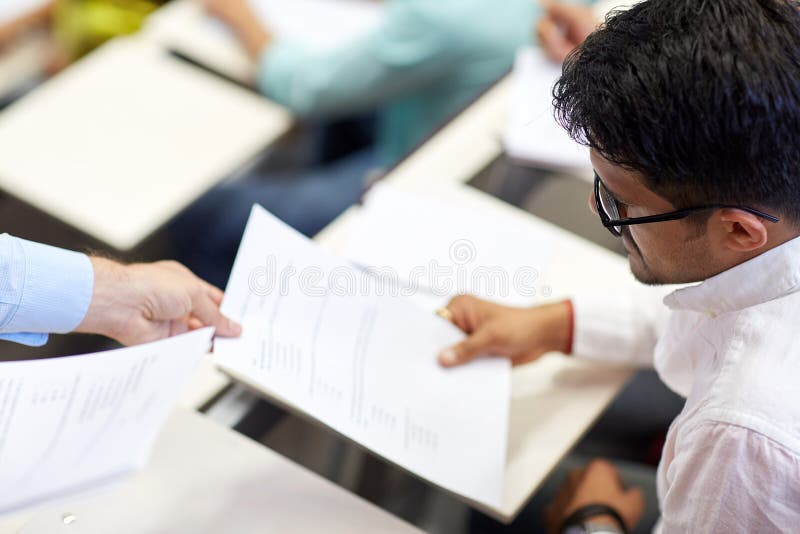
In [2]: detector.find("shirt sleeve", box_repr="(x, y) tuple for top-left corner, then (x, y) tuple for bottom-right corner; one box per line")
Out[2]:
(571, 285), (672, 367)
(257, 2), (456, 118)
(659, 422), (800, 533)
(0, 234), (94, 346)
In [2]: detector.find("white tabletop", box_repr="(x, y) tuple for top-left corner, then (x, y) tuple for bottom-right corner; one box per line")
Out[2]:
(0, 35), (291, 251)
(0, 408), (422, 534)
(316, 183), (636, 522)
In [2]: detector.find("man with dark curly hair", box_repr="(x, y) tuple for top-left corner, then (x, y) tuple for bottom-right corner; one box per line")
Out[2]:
(438, 1), (800, 532)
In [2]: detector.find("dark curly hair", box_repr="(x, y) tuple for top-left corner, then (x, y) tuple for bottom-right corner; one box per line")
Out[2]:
(553, 0), (800, 222)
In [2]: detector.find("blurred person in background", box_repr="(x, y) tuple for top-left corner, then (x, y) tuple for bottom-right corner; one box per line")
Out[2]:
(172, 0), (600, 288)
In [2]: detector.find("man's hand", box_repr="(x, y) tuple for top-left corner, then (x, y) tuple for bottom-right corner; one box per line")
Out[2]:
(436, 295), (572, 367)
(76, 258), (241, 346)
(204, 0), (271, 59)
(537, 0), (598, 63)
(545, 459), (645, 534)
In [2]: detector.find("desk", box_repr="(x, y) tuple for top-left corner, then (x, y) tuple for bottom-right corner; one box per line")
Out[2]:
(318, 183), (636, 522)
(0, 408), (422, 534)
(143, 0), (257, 84)
(0, 36), (291, 251)
(185, 68), (638, 523)
(311, 73), (639, 522)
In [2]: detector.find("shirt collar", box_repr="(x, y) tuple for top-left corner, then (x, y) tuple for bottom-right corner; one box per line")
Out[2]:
(664, 235), (800, 315)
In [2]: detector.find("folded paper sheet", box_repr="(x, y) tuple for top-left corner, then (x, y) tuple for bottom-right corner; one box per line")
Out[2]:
(215, 205), (511, 508)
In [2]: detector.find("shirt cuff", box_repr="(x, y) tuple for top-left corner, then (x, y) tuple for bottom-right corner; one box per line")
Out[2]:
(0, 332), (48, 346)
(4, 238), (93, 336)
(571, 293), (644, 365)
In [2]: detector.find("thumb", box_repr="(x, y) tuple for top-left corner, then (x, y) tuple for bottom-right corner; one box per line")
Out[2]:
(438, 328), (494, 368)
(212, 313), (243, 338)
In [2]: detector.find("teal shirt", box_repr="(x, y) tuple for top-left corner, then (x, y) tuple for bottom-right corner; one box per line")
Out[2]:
(258, 0), (540, 165)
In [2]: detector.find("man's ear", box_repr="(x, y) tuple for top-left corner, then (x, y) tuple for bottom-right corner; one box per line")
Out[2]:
(716, 208), (769, 252)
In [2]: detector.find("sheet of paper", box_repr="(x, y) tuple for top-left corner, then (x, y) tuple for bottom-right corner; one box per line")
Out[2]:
(0, 328), (213, 514)
(503, 47), (592, 174)
(146, 0), (384, 83)
(340, 184), (558, 309)
(0, 0), (49, 25)
(215, 205), (510, 508)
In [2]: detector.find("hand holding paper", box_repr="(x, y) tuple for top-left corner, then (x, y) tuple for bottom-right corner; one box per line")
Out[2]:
(437, 295), (572, 368)
(76, 258), (241, 346)
(215, 205), (512, 508)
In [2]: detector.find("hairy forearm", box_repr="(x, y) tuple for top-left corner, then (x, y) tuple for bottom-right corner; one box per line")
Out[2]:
(75, 257), (135, 340)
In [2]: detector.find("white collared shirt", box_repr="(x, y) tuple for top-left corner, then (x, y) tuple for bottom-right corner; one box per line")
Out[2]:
(572, 235), (800, 533)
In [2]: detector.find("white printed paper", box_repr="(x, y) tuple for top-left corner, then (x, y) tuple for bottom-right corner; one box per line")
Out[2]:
(503, 47), (592, 174)
(0, 328), (213, 514)
(215, 206), (510, 508)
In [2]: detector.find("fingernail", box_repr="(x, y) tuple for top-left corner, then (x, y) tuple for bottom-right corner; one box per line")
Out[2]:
(438, 348), (458, 366)
(435, 307), (453, 322)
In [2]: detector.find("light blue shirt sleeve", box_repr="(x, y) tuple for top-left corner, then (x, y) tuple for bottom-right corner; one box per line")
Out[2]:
(257, 0), (470, 118)
(0, 234), (94, 347)
(258, 0), (539, 163)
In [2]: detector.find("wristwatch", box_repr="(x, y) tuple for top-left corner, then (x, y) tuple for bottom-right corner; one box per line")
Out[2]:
(563, 523), (626, 534)
(559, 504), (629, 534)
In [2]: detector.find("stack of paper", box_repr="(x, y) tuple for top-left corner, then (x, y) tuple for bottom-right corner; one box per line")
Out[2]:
(145, 0), (385, 83)
(503, 47), (592, 174)
(0, 328), (213, 514)
(215, 205), (511, 509)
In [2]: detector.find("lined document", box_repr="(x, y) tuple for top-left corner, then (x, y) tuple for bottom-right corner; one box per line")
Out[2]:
(215, 206), (511, 508)
(503, 47), (592, 174)
(0, 328), (213, 514)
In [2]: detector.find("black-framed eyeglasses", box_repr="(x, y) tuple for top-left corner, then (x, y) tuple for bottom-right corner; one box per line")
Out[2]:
(594, 172), (780, 237)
